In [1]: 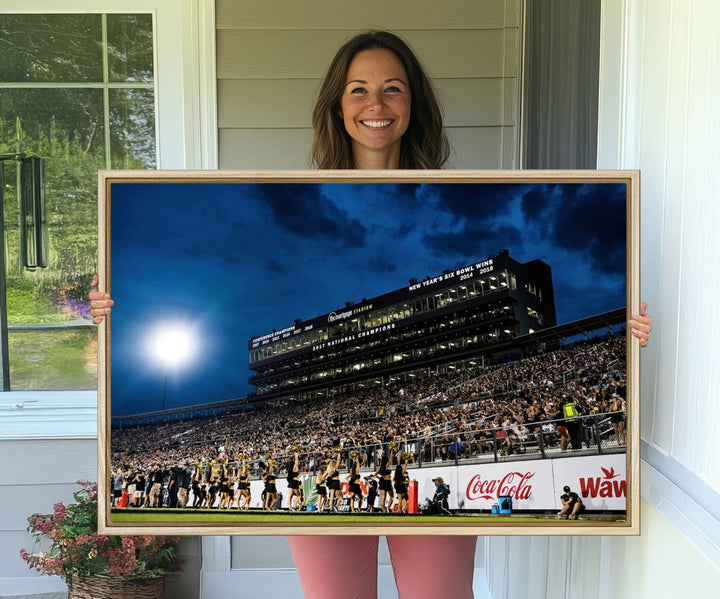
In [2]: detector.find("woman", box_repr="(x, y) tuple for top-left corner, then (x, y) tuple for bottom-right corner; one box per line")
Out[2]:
(191, 467), (204, 508)
(90, 29), (653, 599)
(314, 465), (328, 512)
(236, 459), (251, 510)
(374, 445), (394, 513)
(218, 463), (232, 510)
(205, 466), (219, 509)
(609, 393), (626, 446)
(393, 453), (409, 513)
(286, 452), (302, 511)
(262, 459), (278, 511)
(346, 451), (362, 513)
(324, 451), (342, 512)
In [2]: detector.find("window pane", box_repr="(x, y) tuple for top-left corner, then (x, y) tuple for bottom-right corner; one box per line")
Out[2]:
(1, 13), (157, 391)
(107, 14), (154, 83)
(0, 14), (102, 82)
(8, 329), (97, 390)
(2, 87), (104, 390)
(1, 88), (105, 284)
(0, 88), (106, 161)
(109, 89), (156, 168)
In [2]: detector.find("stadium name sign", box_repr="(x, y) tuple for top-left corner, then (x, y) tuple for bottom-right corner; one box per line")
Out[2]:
(408, 259), (494, 291)
(328, 303), (373, 323)
(312, 322), (396, 351)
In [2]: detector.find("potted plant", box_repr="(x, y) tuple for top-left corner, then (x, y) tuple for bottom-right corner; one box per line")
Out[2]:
(20, 480), (182, 599)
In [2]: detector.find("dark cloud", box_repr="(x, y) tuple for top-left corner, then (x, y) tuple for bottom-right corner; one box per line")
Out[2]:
(427, 183), (525, 223)
(368, 256), (397, 274)
(391, 220), (416, 239)
(266, 258), (286, 274)
(254, 184), (367, 247)
(519, 183), (627, 275)
(520, 184), (555, 230)
(549, 184), (626, 275)
(423, 222), (523, 261)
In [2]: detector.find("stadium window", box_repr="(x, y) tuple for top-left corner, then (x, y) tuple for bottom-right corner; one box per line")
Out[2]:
(1, 12), (156, 391)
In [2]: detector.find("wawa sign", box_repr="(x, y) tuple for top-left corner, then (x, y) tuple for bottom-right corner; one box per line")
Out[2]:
(552, 453), (627, 510)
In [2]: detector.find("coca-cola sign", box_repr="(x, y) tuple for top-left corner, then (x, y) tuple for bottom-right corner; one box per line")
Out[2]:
(466, 471), (535, 501)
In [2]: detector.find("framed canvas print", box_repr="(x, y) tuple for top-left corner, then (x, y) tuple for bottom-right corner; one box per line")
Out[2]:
(97, 170), (640, 536)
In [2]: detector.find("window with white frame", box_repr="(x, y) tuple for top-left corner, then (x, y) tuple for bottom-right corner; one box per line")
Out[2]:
(0, 12), (157, 390)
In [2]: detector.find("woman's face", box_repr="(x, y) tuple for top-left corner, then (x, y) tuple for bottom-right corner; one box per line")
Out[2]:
(340, 48), (411, 167)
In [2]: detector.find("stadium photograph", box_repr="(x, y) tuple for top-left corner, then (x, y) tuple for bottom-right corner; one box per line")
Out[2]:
(98, 171), (638, 534)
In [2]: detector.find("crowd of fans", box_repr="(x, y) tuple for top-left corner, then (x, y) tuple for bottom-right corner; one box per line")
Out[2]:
(110, 334), (627, 509)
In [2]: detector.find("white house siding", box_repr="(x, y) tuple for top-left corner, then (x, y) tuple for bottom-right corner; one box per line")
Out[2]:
(216, 0), (522, 169)
(485, 1), (720, 597)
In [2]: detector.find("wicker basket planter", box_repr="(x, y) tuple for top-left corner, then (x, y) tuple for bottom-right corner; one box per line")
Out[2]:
(67, 575), (165, 599)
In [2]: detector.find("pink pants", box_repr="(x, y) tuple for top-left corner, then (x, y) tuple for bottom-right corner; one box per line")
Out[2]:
(287, 535), (476, 599)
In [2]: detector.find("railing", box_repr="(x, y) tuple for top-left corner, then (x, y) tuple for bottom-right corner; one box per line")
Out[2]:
(180, 411), (626, 482)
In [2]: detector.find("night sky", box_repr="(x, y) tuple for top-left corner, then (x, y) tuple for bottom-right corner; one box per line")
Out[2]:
(110, 181), (627, 416)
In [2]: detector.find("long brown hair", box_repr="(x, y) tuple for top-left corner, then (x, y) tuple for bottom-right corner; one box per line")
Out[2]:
(311, 31), (449, 170)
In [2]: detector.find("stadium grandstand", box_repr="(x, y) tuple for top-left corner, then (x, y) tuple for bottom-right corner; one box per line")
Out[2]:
(110, 252), (628, 515)
(247, 250), (557, 401)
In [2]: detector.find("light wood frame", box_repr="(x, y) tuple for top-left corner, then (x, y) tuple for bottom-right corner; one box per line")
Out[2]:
(97, 169), (640, 536)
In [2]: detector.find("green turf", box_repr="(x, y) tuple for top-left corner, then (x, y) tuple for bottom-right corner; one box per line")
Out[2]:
(110, 509), (577, 526)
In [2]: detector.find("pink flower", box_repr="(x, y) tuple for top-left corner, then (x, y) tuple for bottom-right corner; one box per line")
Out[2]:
(34, 518), (54, 535)
(53, 503), (66, 522)
(121, 537), (135, 550)
(19, 548), (29, 562)
(107, 548), (137, 576)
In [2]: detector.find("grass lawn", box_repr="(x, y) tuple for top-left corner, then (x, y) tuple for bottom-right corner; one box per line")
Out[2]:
(110, 508), (585, 526)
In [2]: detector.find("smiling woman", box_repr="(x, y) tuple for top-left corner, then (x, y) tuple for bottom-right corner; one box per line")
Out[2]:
(311, 31), (448, 170)
(340, 48), (412, 169)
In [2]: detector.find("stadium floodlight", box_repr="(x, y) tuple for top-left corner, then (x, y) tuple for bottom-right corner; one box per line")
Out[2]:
(148, 323), (197, 367)
(146, 322), (198, 411)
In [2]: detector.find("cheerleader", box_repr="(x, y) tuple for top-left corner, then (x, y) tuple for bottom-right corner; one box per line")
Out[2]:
(286, 452), (302, 511)
(609, 394), (626, 445)
(364, 475), (378, 512)
(206, 471), (219, 509)
(218, 463), (232, 510)
(236, 459), (251, 510)
(346, 451), (362, 513)
(325, 451), (342, 512)
(394, 454), (410, 513)
(374, 444), (394, 513)
(263, 459), (278, 510)
(191, 465), (203, 508)
(314, 467), (328, 512)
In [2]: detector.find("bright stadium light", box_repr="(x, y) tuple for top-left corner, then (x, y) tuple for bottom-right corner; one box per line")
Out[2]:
(146, 322), (199, 411)
(148, 323), (197, 367)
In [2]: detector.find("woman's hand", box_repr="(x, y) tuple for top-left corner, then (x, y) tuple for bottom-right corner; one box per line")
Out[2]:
(89, 274), (114, 324)
(627, 301), (653, 348)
